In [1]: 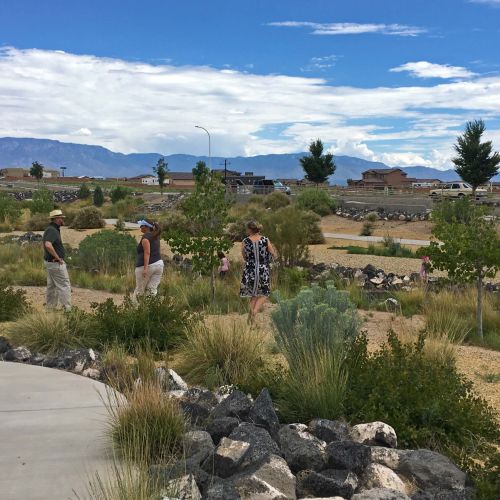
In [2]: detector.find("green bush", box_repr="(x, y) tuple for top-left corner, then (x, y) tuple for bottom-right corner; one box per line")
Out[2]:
(360, 221), (374, 236)
(71, 206), (105, 230)
(0, 192), (22, 228)
(90, 295), (194, 352)
(25, 213), (49, 231)
(0, 285), (29, 321)
(159, 210), (194, 236)
(263, 191), (290, 210)
(77, 183), (91, 199)
(110, 186), (133, 204)
(78, 230), (136, 274)
(30, 188), (54, 215)
(93, 185), (104, 207)
(296, 188), (336, 216)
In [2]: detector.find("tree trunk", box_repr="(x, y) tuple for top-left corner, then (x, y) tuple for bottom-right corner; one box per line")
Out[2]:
(476, 275), (483, 340)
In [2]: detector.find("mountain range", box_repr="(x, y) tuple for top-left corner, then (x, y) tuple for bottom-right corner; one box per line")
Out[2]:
(0, 137), (489, 184)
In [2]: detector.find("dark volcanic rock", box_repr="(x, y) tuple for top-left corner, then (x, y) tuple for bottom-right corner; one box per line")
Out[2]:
(326, 441), (372, 474)
(297, 468), (359, 498)
(279, 424), (326, 473)
(309, 418), (351, 443)
(248, 388), (280, 442)
(211, 390), (252, 421)
(0, 336), (12, 354)
(4, 346), (31, 362)
(180, 387), (218, 426)
(205, 416), (240, 445)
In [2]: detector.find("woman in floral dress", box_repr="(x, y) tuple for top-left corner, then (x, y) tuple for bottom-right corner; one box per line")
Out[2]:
(240, 221), (276, 322)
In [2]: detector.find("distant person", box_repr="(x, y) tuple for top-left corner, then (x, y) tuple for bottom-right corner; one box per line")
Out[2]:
(42, 209), (72, 311)
(240, 221), (276, 323)
(133, 219), (164, 300)
(218, 251), (230, 279)
(420, 255), (430, 283)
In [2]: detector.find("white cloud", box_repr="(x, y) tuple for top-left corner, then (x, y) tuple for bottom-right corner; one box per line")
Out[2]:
(301, 55), (338, 72)
(390, 61), (476, 79)
(1, 47), (500, 169)
(268, 21), (426, 37)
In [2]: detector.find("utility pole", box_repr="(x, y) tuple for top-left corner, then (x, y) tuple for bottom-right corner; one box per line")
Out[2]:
(60, 166), (67, 178)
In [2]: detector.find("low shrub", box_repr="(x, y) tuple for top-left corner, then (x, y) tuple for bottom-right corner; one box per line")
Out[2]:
(90, 294), (194, 352)
(0, 285), (29, 321)
(175, 319), (270, 392)
(263, 191), (290, 210)
(296, 188), (336, 216)
(106, 382), (186, 463)
(77, 183), (91, 199)
(30, 188), (55, 215)
(25, 213), (50, 231)
(71, 206), (105, 229)
(0, 192), (22, 228)
(225, 203), (266, 241)
(6, 309), (95, 354)
(360, 221), (374, 236)
(93, 185), (105, 207)
(78, 230), (136, 274)
(159, 210), (194, 236)
(110, 186), (134, 204)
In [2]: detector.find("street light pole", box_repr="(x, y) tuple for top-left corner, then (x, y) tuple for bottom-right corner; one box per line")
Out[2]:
(195, 125), (211, 169)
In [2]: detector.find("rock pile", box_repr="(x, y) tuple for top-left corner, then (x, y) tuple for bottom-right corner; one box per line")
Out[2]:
(141, 193), (185, 213)
(335, 208), (430, 222)
(7, 190), (78, 203)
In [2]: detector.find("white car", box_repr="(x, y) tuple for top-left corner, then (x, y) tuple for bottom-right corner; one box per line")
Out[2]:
(429, 182), (487, 198)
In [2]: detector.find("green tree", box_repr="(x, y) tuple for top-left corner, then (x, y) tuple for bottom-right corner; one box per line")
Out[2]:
(77, 183), (91, 199)
(163, 161), (232, 298)
(93, 185), (104, 207)
(300, 139), (336, 185)
(422, 198), (500, 340)
(30, 188), (54, 215)
(452, 119), (500, 196)
(30, 161), (44, 184)
(154, 157), (169, 195)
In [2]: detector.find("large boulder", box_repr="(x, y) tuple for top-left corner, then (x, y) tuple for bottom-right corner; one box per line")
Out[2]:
(230, 454), (296, 500)
(296, 469), (358, 498)
(205, 416), (240, 445)
(248, 388), (280, 442)
(360, 463), (408, 495)
(309, 418), (350, 443)
(4, 346), (31, 362)
(228, 423), (281, 469)
(351, 422), (397, 448)
(160, 473), (201, 500)
(278, 423), (326, 473)
(179, 388), (218, 426)
(211, 390), (252, 421)
(209, 438), (250, 478)
(326, 441), (371, 474)
(352, 488), (410, 499)
(397, 450), (467, 496)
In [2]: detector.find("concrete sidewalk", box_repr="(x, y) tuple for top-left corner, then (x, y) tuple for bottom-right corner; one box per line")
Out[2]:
(0, 362), (113, 500)
(323, 232), (430, 246)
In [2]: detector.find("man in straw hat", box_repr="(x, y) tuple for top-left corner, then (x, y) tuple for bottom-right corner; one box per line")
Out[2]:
(42, 209), (72, 310)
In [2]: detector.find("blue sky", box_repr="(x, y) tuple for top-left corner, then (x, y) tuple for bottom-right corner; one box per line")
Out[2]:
(1, 0), (499, 168)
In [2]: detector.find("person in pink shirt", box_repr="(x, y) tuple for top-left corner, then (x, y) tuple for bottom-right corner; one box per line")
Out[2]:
(218, 251), (230, 279)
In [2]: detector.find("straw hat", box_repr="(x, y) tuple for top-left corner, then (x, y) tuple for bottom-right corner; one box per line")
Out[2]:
(49, 209), (65, 218)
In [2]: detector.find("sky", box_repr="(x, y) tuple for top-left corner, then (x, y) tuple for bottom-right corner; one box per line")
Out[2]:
(1, 0), (500, 169)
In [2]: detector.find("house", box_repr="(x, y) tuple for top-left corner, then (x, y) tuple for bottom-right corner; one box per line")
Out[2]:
(131, 174), (162, 186)
(42, 169), (60, 178)
(167, 172), (195, 188)
(211, 169), (265, 185)
(348, 168), (413, 189)
(0, 167), (26, 178)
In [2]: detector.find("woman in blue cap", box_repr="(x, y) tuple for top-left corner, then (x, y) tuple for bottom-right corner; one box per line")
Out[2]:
(133, 218), (164, 300)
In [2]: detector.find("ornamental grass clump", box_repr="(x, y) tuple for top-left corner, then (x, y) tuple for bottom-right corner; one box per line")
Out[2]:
(0, 284), (29, 322)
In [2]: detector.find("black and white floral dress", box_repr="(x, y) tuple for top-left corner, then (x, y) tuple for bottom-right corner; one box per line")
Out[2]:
(240, 236), (271, 297)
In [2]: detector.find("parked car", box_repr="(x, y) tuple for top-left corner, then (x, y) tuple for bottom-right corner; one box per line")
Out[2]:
(253, 179), (291, 195)
(429, 182), (487, 198)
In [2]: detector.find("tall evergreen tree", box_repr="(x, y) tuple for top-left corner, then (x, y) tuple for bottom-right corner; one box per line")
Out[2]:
(30, 161), (44, 184)
(300, 139), (336, 185)
(453, 119), (500, 196)
(153, 157), (169, 195)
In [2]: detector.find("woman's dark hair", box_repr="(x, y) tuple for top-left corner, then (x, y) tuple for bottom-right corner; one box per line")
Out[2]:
(218, 251), (225, 259)
(246, 220), (262, 234)
(144, 219), (162, 239)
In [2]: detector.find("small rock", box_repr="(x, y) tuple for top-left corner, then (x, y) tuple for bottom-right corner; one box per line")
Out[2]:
(82, 368), (101, 379)
(211, 438), (250, 478)
(4, 346), (32, 362)
(205, 416), (240, 445)
(279, 424), (326, 473)
(309, 419), (350, 443)
(165, 368), (189, 391)
(326, 441), (371, 474)
(183, 431), (214, 460)
(297, 469), (358, 498)
(248, 388), (280, 442)
(160, 473), (201, 500)
(212, 390), (252, 420)
(352, 487), (410, 499)
(351, 422), (398, 448)
(360, 463), (408, 494)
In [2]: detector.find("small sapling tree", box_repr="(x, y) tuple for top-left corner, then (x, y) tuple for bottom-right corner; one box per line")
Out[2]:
(93, 185), (104, 207)
(77, 183), (91, 199)
(154, 157), (169, 195)
(423, 198), (500, 340)
(163, 161), (232, 299)
(30, 161), (44, 184)
(300, 139), (336, 185)
(453, 119), (500, 197)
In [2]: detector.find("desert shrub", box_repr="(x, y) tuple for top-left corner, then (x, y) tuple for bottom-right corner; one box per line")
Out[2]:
(0, 285), (29, 321)
(77, 183), (91, 199)
(275, 266), (309, 298)
(272, 284), (360, 421)
(25, 213), (50, 231)
(360, 221), (374, 236)
(159, 210), (194, 235)
(78, 230), (136, 273)
(71, 206), (105, 229)
(115, 218), (126, 231)
(366, 211), (378, 222)
(106, 382), (186, 463)
(300, 209), (325, 244)
(263, 191), (290, 210)
(175, 319), (270, 392)
(93, 185), (104, 207)
(110, 186), (133, 204)
(0, 192), (22, 228)
(6, 309), (95, 354)
(296, 188), (336, 216)
(90, 294), (194, 352)
(30, 188), (54, 215)
(345, 331), (499, 456)
(110, 197), (145, 220)
(225, 203), (266, 241)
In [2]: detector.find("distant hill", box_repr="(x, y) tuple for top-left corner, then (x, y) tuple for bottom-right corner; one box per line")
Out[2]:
(1, 137), (494, 184)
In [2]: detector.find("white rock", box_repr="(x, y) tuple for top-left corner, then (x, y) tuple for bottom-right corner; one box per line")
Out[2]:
(82, 368), (101, 379)
(360, 463), (408, 495)
(370, 447), (404, 470)
(351, 422), (397, 448)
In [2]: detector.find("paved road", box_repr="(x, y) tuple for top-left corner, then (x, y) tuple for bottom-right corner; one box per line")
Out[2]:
(323, 232), (430, 246)
(0, 362), (113, 500)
